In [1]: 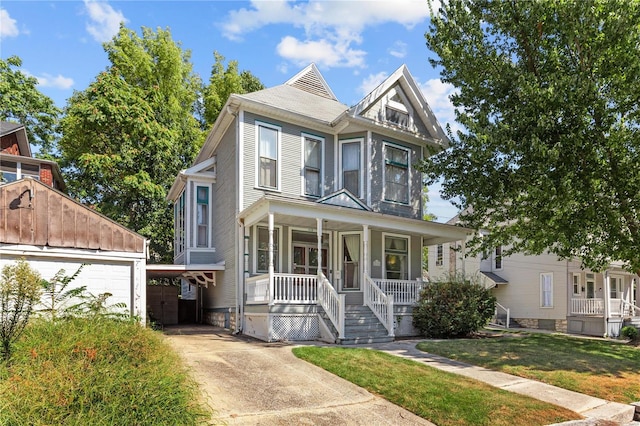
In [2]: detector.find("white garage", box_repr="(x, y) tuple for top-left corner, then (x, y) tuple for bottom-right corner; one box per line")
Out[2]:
(0, 179), (147, 322)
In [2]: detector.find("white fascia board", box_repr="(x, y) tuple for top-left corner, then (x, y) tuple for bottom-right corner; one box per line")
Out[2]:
(0, 244), (147, 262)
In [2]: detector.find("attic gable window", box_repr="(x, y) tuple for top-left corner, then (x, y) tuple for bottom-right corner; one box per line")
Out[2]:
(385, 97), (409, 128)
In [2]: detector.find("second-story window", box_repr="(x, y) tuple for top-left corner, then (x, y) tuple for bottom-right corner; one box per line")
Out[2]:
(258, 123), (279, 189)
(303, 134), (322, 197)
(196, 186), (209, 247)
(494, 245), (503, 270)
(384, 143), (409, 204)
(174, 191), (185, 254)
(435, 244), (444, 266)
(341, 140), (361, 197)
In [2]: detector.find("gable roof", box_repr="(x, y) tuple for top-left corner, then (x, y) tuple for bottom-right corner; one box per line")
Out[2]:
(285, 63), (337, 100)
(1, 121), (32, 157)
(348, 64), (449, 145)
(0, 178), (145, 253)
(317, 189), (371, 211)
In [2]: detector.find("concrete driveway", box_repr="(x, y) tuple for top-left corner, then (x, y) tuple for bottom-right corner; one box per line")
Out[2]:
(163, 325), (433, 425)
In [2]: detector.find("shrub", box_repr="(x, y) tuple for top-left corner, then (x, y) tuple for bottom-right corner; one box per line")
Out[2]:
(413, 275), (496, 338)
(0, 260), (42, 360)
(620, 325), (639, 342)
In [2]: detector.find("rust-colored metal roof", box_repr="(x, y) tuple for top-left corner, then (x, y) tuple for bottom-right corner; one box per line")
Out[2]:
(0, 178), (145, 253)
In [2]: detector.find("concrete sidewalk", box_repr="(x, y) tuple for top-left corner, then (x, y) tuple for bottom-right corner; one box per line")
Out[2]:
(362, 339), (638, 425)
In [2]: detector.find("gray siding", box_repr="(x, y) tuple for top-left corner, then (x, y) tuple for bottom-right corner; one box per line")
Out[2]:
(369, 133), (422, 219)
(205, 124), (238, 309)
(370, 230), (383, 278)
(190, 251), (216, 264)
(242, 111), (336, 209)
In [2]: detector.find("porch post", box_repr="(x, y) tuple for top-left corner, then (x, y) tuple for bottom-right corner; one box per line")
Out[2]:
(461, 238), (466, 277)
(268, 213), (275, 305)
(603, 270), (610, 336)
(362, 224), (369, 306)
(316, 218), (323, 278)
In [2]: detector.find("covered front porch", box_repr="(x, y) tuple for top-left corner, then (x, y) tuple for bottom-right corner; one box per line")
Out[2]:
(238, 194), (470, 343)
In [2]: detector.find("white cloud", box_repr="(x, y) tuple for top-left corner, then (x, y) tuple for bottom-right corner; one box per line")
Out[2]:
(221, 0), (429, 69)
(358, 71), (388, 96)
(84, 0), (126, 43)
(36, 73), (75, 90)
(388, 41), (407, 58)
(0, 9), (19, 39)
(419, 78), (461, 135)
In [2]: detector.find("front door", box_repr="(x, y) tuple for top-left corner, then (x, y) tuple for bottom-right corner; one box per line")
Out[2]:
(293, 245), (327, 276)
(341, 234), (360, 291)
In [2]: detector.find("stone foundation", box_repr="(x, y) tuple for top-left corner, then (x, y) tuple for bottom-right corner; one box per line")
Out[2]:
(203, 308), (236, 330)
(513, 318), (568, 333)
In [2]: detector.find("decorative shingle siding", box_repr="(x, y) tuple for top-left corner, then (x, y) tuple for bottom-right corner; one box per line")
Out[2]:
(1, 132), (19, 155)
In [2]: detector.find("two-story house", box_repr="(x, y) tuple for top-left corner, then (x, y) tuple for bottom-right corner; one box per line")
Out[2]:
(167, 64), (471, 343)
(429, 215), (640, 338)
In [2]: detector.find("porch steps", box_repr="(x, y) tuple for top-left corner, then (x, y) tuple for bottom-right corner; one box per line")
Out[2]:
(339, 305), (394, 345)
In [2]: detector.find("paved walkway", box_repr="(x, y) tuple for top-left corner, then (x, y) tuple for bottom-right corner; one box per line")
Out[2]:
(164, 325), (638, 426)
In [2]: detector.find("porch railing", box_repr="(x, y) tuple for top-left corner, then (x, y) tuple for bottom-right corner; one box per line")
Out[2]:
(246, 274), (270, 304)
(317, 272), (344, 338)
(493, 302), (510, 328)
(372, 279), (424, 305)
(272, 274), (317, 304)
(571, 298), (604, 315)
(619, 299), (640, 317)
(364, 275), (394, 337)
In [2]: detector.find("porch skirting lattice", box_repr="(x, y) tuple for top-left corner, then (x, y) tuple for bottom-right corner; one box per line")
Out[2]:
(271, 314), (319, 341)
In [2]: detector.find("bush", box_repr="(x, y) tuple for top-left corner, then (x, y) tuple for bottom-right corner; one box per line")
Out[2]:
(413, 275), (496, 338)
(620, 325), (639, 342)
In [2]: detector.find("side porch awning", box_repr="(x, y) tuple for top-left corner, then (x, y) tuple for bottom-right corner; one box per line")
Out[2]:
(480, 271), (508, 288)
(146, 262), (225, 287)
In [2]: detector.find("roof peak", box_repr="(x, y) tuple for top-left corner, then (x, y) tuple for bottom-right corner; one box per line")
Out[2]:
(285, 63), (337, 101)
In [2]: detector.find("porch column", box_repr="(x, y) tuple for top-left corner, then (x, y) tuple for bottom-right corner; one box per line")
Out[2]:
(603, 271), (610, 336)
(268, 213), (275, 305)
(461, 239), (466, 277)
(316, 218), (323, 278)
(362, 224), (369, 306)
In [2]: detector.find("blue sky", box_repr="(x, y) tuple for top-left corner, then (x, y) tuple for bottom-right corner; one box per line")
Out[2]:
(1, 0), (459, 221)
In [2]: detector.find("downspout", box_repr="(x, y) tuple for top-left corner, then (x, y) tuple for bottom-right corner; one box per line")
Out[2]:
(234, 108), (243, 334)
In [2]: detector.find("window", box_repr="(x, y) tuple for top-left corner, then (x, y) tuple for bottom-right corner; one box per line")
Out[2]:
(341, 140), (361, 197)
(385, 95), (410, 128)
(196, 186), (209, 247)
(385, 236), (408, 280)
(435, 244), (444, 266)
(174, 191), (185, 254)
(0, 160), (17, 183)
(540, 273), (553, 307)
(610, 276), (622, 299)
(494, 246), (503, 270)
(572, 273), (581, 296)
(258, 123), (279, 189)
(303, 135), (322, 197)
(21, 163), (40, 180)
(586, 273), (595, 298)
(384, 144), (409, 204)
(257, 226), (279, 273)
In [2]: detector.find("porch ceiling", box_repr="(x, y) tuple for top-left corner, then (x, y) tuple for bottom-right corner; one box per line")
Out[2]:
(239, 194), (471, 245)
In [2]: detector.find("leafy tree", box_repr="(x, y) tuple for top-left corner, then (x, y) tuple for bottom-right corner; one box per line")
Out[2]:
(59, 25), (204, 262)
(203, 51), (264, 126)
(0, 56), (61, 157)
(39, 265), (87, 321)
(0, 259), (42, 361)
(421, 0), (640, 273)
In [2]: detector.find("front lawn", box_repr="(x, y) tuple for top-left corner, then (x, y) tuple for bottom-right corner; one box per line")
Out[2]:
(416, 331), (640, 403)
(293, 346), (580, 426)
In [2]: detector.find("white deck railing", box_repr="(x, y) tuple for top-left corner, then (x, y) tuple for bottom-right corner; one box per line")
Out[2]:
(570, 298), (638, 316)
(317, 272), (344, 338)
(619, 299), (640, 317)
(246, 274), (270, 304)
(372, 279), (424, 305)
(364, 275), (394, 337)
(272, 274), (317, 304)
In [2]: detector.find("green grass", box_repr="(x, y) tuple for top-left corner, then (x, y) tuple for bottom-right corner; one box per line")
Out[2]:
(417, 331), (640, 403)
(0, 317), (211, 425)
(293, 346), (581, 426)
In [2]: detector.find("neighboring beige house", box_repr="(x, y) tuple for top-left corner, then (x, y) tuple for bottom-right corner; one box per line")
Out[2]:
(429, 216), (640, 338)
(167, 64), (471, 343)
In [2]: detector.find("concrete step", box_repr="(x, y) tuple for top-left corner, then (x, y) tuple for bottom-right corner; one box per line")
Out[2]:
(339, 335), (395, 345)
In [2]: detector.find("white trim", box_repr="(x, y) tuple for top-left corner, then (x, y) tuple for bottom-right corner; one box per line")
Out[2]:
(338, 231), (363, 292)
(382, 232), (412, 280)
(253, 223), (283, 274)
(238, 110), (244, 212)
(367, 131), (372, 206)
(338, 137), (364, 198)
(300, 132), (325, 198)
(540, 272), (553, 308)
(382, 141), (411, 205)
(254, 120), (282, 191)
(288, 227), (332, 276)
(494, 245), (503, 271)
(333, 134), (339, 192)
(194, 182), (212, 248)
